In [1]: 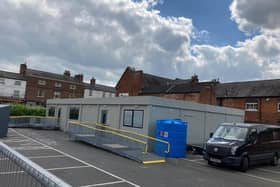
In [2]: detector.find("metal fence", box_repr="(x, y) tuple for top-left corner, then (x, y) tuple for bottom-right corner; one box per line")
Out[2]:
(0, 142), (71, 187)
(9, 116), (59, 130)
(68, 121), (169, 161)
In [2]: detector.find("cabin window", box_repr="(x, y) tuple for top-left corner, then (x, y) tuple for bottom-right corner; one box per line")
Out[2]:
(123, 110), (144, 129)
(100, 110), (108, 124)
(69, 107), (79, 120)
(245, 103), (258, 111)
(48, 107), (55, 117)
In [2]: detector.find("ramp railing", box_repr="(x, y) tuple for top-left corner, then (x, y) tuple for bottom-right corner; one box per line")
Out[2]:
(68, 121), (148, 155)
(68, 121), (170, 157)
(0, 142), (72, 187)
(9, 116), (59, 130)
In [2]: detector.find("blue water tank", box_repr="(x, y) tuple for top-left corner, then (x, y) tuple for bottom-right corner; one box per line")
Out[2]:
(155, 119), (187, 158)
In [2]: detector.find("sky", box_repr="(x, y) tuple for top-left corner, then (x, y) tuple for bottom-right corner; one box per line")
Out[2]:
(0, 0), (280, 86)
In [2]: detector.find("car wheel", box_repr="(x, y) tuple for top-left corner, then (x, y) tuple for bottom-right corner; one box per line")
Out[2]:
(240, 157), (249, 172)
(208, 160), (213, 165)
(271, 154), (279, 166)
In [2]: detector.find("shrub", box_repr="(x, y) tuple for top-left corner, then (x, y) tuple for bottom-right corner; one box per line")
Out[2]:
(10, 104), (46, 117)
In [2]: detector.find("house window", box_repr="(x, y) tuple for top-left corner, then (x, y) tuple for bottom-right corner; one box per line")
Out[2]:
(38, 80), (46, 85)
(69, 107), (79, 120)
(55, 82), (62, 88)
(245, 103), (258, 111)
(37, 90), (45, 97)
(53, 91), (61, 98)
(123, 110), (144, 129)
(119, 93), (129, 96)
(13, 90), (20, 97)
(0, 78), (5, 85)
(48, 107), (55, 117)
(69, 93), (75, 98)
(278, 103), (280, 112)
(70, 85), (76, 90)
(14, 80), (21, 86)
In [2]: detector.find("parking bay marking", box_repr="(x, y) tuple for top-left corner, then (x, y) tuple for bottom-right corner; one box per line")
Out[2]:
(11, 129), (140, 187)
(183, 157), (280, 184)
(80, 181), (126, 187)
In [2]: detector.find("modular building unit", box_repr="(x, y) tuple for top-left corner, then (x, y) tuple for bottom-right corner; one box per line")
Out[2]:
(47, 96), (244, 145)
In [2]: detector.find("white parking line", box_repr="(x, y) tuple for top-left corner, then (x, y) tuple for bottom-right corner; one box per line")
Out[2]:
(28, 155), (66, 159)
(11, 146), (50, 150)
(80, 181), (125, 187)
(11, 129), (140, 187)
(0, 165), (90, 175)
(183, 158), (204, 162)
(242, 173), (280, 184)
(183, 156), (280, 184)
(256, 168), (280, 175)
(1, 139), (29, 143)
(47, 165), (91, 171)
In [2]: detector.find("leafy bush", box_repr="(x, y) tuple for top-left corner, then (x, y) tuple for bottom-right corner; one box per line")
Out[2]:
(10, 104), (46, 117)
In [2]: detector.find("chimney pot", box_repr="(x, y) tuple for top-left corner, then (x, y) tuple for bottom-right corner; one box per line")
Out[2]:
(64, 70), (71, 77)
(20, 64), (27, 75)
(74, 74), (83, 82)
(90, 77), (96, 85)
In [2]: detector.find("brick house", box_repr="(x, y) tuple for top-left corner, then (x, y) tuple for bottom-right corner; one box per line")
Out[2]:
(116, 67), (218, 105)
(216, 80), (280, 125)
(20, 64), (85, 105)
(0, 70), (26, 104)
(84, 78), (116, 98)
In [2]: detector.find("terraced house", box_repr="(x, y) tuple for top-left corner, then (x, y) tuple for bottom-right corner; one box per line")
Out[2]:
(215, 80), (280, 125)
(0, 70), (26, 104)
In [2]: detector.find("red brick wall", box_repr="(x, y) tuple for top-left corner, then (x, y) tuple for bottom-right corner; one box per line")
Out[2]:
(25, 76), (84, 104)
(116, 69), (143, 96)
(218, 97), (280, 125)
(142, 93), (201, 102)
(199, 86), (216, 105)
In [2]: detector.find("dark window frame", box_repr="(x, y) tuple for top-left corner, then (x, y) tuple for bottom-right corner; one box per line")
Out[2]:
(48, 107), (56, 117)
(69, 107), (80, 120)
(123, 110), (144, 129)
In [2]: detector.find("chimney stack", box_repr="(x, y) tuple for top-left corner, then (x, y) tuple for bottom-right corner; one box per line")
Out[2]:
(191, 74), (199, 83)
(64, 70), (71, 77)
(74, 74), (84, 82)
(90, 77), (96, 85)
(20, 64), (27, 75)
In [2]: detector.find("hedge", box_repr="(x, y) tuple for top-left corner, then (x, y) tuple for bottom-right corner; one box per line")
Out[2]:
(10, 104), (46, 117)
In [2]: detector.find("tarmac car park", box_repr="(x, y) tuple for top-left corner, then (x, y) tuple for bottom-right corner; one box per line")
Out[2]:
(1, 128), (280, 187)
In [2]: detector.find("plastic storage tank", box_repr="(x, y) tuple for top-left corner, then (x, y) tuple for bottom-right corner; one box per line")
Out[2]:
(155, 119), (188, 158)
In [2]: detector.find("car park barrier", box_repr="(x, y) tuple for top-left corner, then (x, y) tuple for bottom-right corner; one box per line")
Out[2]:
(0, 142), (72, 187)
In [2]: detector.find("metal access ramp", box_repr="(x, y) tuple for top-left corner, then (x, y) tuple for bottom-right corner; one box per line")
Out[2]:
(68, 121), (169, 164)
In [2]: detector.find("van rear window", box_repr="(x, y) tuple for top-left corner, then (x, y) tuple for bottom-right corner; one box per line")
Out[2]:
(272, 129), (280, 141)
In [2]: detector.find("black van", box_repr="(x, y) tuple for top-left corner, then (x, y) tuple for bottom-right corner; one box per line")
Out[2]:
(203, 123), (280, 171)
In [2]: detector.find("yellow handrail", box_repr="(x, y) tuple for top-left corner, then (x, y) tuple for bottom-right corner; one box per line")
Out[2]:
(82, 121), (170, 153)
(9, 116), (57, 119)
(69, 121), (148, 153)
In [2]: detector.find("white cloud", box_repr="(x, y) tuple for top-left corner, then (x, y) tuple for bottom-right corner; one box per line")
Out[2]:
(0, 0), (280, 85)
(230, 0), (280, 34)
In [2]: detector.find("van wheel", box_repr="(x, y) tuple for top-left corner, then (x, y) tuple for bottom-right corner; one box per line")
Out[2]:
(240, 157), (249, 172)
(271, 154), (279, 166)
(208, 160), (213, 165)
